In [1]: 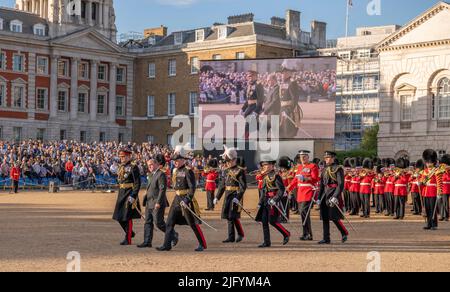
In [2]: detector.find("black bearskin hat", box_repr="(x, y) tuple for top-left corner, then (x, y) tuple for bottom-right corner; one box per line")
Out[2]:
(423, 149), (438, 164)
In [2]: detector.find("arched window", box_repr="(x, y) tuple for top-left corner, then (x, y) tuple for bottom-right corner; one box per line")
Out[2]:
(438, 77), (450, 119)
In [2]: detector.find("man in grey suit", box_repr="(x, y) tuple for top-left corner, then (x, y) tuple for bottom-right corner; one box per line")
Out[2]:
(138, 154), (178, 248)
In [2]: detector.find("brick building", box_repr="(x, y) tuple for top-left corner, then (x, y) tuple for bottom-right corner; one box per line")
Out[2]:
(0, 0), (134, 142)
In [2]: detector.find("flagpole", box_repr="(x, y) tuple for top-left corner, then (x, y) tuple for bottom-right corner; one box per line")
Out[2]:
(345, 0), (350, 37)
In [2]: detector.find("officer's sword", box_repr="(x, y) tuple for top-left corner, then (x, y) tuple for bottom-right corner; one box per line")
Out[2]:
(180, 202), (218, 232)
(233, 200), (257, 221)
(331, 200), (357, 233)
(271, 201), (290, 223)
(303, 189), (318, 227)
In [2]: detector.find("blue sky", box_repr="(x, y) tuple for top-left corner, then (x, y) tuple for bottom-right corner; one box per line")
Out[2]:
(0, 0), (444, 39)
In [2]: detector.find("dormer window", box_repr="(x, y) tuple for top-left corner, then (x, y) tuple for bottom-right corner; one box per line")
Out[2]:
(0, 18), (4, 30)
(148, 36), (156, 46)
(33, 24), (46, 36)
(174, 32), (183, 45)
(218, 26), (228, 40)
(195, 29), (205, 42)
(10, 20), (23, 33)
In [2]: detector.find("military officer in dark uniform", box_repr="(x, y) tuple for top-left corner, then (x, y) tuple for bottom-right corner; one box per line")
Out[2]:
(156, 146), (207, 252)
(112, 147), (142, 246)
(138, 154), (178, 248)
(317, 151), (349, 244)
(214, 146), (247, 243)
(279, 65), (302, 138)
(241, 70), (265, 138)
(255, 158), (291, 248)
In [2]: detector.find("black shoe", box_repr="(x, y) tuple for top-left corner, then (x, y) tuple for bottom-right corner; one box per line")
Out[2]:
(283, 236), (290, 246)
(394, 217), (400, 220)
(132, 232), (136, 238)
(156, 246), (172, 251)
(120, 239), (130, 246)
(318, 240), (331, 245)
(439, 218), (445, 222)
(342, 235), (348, 243)
(195, 245), (205, 252)
(172, 232), (179, 247)
(258, 242), (271, 248)
(300, 235), (313, 241)
(222, 238), (235, 243)
(137, 243), (152, 248)
(236, 236), (244, 243)
(423, 226), (431, 230)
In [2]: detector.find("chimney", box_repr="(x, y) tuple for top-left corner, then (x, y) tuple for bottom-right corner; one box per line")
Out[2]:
(310, 21), (327, 48)
(144, 25), (168, 38)
(286, 10), (301, 43)
(271, 17), (286, 28)
(228, 13), (254, 25)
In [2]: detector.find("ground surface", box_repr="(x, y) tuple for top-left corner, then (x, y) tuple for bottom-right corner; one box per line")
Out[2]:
(1, 188), (450, 272)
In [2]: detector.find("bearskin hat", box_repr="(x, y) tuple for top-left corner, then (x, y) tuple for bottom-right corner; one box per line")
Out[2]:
(423, 149), (438, 164)
(415, 159), (425, 170)
(395, 158), (407, 169)
(363, 158), (374, 170)
(440, 154), (450, 166)
(278, 156), (293, 170)
(349, 157), (357, 168)
(343, 158), (351, 168)
(207, 158), (218, 168)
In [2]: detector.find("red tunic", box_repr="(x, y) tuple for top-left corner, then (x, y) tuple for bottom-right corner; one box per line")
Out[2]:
(344, 174), (352, 191)
(287, 163), (319, 202)
(10, 167), (20, 181)
(442, 172), (450, 195)
(409, 174), (423, 194)
(394, 173), (410, 197)
(359, 173), (374, 195)
(349, 175), (361, 193)
(421, 168), (440, 198)
(372, 176), (386, 195)
(384, 175), (396, 194)
(202, 170), (218, 192)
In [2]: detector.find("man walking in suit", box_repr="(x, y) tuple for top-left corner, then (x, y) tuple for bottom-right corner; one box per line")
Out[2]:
(138, 154), (178, 248)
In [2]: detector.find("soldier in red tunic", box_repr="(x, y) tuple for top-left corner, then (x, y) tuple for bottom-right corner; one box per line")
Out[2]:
(438, 155), (450, 221)
(421, 149), (442, 230)
(359, 159), (375, 218)
(393, 158), (410, 220)
(372, 165), (387, 214)
(409, 160), (424, 216)
(203, 159), (219, 211)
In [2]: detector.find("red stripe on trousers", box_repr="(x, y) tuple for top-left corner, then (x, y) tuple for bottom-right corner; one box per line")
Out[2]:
(235, 219), (245, 237)
(337, 220), (349, 236)
(127, 220), (133, 244)
(195, 224), (207, 249)
(275, 223), (291, 237)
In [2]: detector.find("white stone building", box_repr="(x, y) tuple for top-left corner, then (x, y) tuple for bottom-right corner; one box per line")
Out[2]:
(378, 1), (450, 160)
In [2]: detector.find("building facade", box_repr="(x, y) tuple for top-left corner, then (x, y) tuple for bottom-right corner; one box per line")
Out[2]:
(0, 0), (134, 142)
(126, 11), (328, 144)
(320, 25), (400, 151)
(378, 2), (450, 160)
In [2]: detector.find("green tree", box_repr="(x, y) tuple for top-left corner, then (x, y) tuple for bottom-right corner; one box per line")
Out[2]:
(361, 124), (379, 152)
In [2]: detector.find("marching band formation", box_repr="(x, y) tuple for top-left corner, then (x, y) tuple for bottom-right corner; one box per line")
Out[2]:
(112, 146), (450, 252)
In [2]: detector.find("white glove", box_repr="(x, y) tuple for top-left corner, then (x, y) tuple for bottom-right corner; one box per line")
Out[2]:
(269, 199), (276, 206)
(213, 198), (219, 205)
(232, 198), (240, 205)
(316, 199), (321, 206)
(329, 197), (339, 206)
(128, 197), (135, 204)
(180, 200), (187, 209)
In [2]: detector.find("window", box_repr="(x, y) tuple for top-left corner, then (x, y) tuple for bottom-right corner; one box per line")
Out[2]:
(58, 90), (67, 112)
(116, 96), (125, 116)
(190, 57), (199, 74)
(0, 52), (5, 70)
(13, 54), (24, 72)
(212, 54), (222, 60)
(78, 93), (87, 113)
(174, 32), (183, 45)
(148, 63), (156, 78)
(36, 56), (48, 75)
(338, 51), (351, 60)
(10, 20), (22, 33)
(0, 83), (5, 107)
(78, 62), (89, 79)
(36, 88), (48, 110)
(168, 59), (176, 77)
(189, 92), (198, 115)
(60, 130), (67, 141)
(58, 59), (69, 77)
(12, 86), (25, 108)
(80, 131), (87, 143)
(116, 67), (125, 83)
(357, 49), (371, 59)
(168, 93), (176, 116)
(0, 18), (3, 30)
(118, 133), (124, 143)
(97, 94), (106, 114)
(195, 29), (205, 42)
(98, 64), (107, 81)
(438, 78), (450, 120)
(147, 96), (155, 117)
(13, 127), (22, 142)
(147, 135), (155, 144)
(218, 27), (227, 39)
(400, 95), (413, 122)
(33, 24), (46, 36)
(36, 129), (45, 141)
(167, 134), (174, 146)
(99, 132), (106, 143)
(236, 52), (245, 60)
